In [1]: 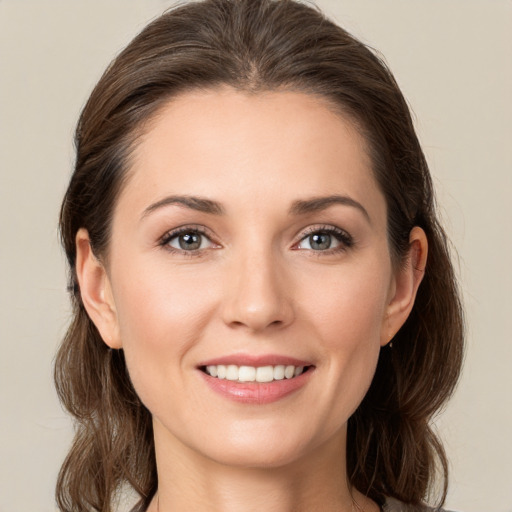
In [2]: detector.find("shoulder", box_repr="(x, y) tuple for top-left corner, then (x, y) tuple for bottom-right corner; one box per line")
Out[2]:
(383, 497), (457, 512)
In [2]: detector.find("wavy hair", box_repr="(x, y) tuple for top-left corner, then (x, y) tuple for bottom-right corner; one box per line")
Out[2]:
(55, 1), (464, 510)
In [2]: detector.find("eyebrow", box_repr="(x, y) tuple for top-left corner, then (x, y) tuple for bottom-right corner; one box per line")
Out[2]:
(141, 193), (370, 222)
(141, 195), (225, 219)
(289, 195), (371, 223)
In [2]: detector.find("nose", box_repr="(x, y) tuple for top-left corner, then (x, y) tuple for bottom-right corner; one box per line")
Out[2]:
(221, 245), (295, 332)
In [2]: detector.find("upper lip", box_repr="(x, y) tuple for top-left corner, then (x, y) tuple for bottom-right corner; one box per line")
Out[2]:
(197, 353), (313, 368)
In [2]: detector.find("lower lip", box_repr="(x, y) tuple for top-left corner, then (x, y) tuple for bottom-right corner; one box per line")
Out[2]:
(198, 368), (314, 404)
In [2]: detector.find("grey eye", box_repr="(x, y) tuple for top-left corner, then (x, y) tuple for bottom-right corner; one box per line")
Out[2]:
(168, 232), (209, 251)
(299, 232), (340, 251)
(310, 233), (331, 250)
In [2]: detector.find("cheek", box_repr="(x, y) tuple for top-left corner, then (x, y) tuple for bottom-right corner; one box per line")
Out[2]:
(113, 256), (216, 340)
(109, 260), (218, 404)
(317, 290), (383, 376)
(301, 262), (390, 411)
(305, 261), (390, 348)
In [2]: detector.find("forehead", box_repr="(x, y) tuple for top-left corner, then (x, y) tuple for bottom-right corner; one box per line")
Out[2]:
(118, 87), (384, 221)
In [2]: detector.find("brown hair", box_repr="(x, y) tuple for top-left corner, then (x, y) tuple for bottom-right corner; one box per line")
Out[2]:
(55, 1), (464, 510)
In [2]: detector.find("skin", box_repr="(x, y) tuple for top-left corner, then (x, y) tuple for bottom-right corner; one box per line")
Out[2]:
(76, 88), (427, 512)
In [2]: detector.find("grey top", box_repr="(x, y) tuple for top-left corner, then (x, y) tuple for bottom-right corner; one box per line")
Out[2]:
(384, 497), (452, 512)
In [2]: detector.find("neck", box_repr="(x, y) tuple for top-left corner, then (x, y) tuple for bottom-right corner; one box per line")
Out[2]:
(149, 420), (378, 512)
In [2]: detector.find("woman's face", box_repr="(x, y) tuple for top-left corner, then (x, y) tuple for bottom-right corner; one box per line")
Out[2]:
(93, 88), (404, 468)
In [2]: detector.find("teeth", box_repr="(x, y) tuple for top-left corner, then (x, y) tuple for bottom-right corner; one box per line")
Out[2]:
(239, 366), (256, 382)
(217, 365), (226, 379)
(205, 364), (306, 382)
(226, 365), (239, 381)
(284, 365), (295, 379)
(256, 366), (274, 382)
(273, 365), (285, 380)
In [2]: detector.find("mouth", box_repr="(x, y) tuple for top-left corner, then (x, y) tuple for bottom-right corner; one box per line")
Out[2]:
(197, 355), (315, 403)
(199, 364), (313, 383)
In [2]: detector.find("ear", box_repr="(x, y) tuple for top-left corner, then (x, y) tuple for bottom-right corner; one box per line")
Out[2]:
(382, 226), (428, 346)
(75, 228), (122, 349)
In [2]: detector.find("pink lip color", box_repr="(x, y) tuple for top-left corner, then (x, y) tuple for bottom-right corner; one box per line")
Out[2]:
(198, 354), (312, 367)
(197, 357), (314, 404)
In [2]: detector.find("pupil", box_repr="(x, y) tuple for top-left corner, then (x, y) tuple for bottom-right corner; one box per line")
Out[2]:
(179, 233), (201, 250)
(310, 233), (331, 250)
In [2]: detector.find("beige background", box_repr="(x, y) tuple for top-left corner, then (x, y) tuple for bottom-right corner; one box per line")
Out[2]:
(1, 1), (511, 511)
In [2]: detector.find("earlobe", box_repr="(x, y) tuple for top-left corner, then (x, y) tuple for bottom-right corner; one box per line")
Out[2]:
(382, 226), (428, 346)
(75, 228), (122, 349)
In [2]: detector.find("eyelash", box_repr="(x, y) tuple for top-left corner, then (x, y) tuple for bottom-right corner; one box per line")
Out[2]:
(295, 225), (354, 255)
(158, 224), (354, 257)
(159, 225), (217, 258)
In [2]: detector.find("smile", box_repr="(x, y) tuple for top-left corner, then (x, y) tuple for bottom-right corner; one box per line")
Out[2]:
(198, 360), (314, 404)
(202, 364), (309, 383)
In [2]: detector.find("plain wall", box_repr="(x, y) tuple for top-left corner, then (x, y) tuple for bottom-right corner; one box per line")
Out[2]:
(1, 1), (511, 511)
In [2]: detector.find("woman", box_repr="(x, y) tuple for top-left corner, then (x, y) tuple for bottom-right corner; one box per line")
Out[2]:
(55, 0), (464, 511)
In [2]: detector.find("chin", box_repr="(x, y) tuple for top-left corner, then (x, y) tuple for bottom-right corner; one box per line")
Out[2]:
(206, 443), (306, 470)
(192, 422), (327, 470)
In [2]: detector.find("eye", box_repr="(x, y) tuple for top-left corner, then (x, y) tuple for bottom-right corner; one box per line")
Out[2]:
(161, 227), (215, 252)
(298, 232), (339, 251)
(296, 226), (353, 252)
